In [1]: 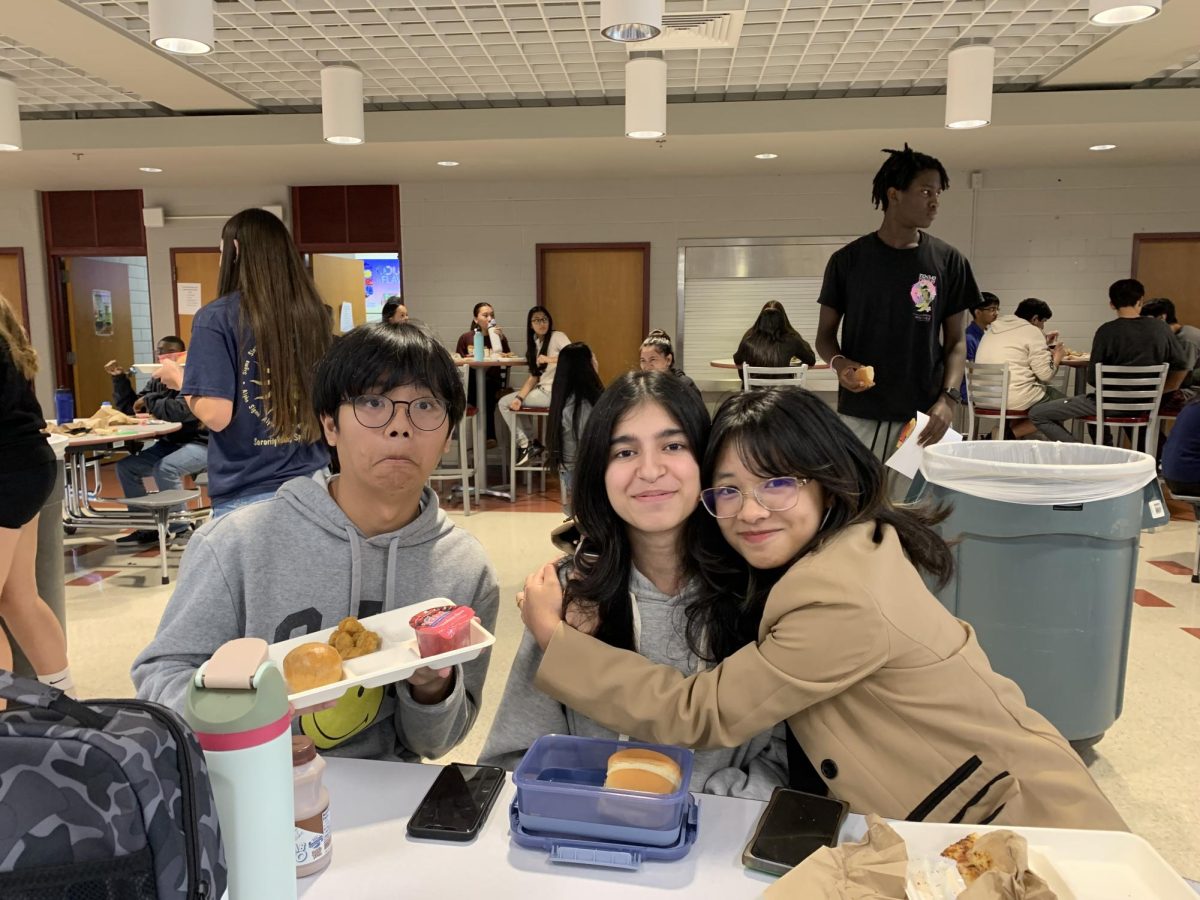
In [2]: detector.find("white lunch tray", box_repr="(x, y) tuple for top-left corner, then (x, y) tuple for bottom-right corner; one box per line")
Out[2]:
(265, 599), (495, 707)
(840, 819), (1192, 900)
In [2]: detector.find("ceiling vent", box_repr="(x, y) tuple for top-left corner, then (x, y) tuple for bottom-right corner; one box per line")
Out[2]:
(635, 11), (745, 50)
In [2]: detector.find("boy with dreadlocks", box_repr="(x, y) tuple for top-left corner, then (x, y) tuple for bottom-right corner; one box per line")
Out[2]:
(816, 145), (981, 478)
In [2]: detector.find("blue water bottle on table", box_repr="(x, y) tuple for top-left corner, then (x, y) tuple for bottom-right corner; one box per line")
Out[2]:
(186, 638), (296, 900)
(54, 387), (74, 423)
(473, 329), (485, 361)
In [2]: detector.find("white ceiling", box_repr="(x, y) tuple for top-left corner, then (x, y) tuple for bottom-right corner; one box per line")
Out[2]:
(3, 0), (1188, 113)
(0, 1), (1196, 186)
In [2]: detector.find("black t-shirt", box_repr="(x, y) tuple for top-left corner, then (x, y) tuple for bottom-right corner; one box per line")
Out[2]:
(0, 339), (54, 470)
(1089, 316), (1189, 389)
(818, 232), (979, 422)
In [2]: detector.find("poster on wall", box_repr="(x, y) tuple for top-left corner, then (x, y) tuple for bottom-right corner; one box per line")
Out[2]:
(92, 289), (113, 336)
(362, 258), (402, 319)
(177, 282), (203, 316)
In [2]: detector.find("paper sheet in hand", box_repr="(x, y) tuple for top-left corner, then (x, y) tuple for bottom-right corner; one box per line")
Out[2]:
(884, 412), (962, 480)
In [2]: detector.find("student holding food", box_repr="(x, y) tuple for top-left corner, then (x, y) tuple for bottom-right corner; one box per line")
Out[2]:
(133, 324), (499, 761)
(519, 387), (1126, 830)
(481, 371), (789, 799)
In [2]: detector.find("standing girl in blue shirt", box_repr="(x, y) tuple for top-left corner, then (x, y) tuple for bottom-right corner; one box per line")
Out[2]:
(160, 209), (331, 516)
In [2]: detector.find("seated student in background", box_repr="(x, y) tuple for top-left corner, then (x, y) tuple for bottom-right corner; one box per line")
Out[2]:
(133, 324), (500, 762)
(975, 297), (1066, 438)
(733, 300), (816, 372)
(498, 306), (570, 467)
(1162, 396), (1200, 497)
(480, 371), (788, 799)
(1030, 279), (1188, 442)
(638, 329), (700, 395)
(454, 301), (510, 442)
(1141, 297), (1200, 372)
(960, 291), (1000, 400)
(542, 341), (603, 517)
(104, 335), (208, 544)
(520, 388), (1127, 830)
(381, 296), (408, 324)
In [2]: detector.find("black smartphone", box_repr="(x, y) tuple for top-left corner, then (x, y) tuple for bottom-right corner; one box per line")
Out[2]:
(406, 763), (506, 842)
(742, 787), (850, 876)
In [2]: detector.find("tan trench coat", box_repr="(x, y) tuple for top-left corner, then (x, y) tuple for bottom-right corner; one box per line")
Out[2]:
(535, 521), (1126, 830)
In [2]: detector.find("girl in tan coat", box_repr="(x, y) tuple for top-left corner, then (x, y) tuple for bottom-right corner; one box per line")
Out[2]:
(520, 388), (1126, 831)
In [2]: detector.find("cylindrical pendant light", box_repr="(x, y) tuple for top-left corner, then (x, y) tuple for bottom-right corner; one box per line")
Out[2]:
(321, 64), (365, 146)
(944, 42), (994, 130)
(625, 53), (666, 139)
(149, 0), (214, 55)
(601, 0), (663, 42)
(0, 76), (21, 152)
(1088, 0), (1161, 25)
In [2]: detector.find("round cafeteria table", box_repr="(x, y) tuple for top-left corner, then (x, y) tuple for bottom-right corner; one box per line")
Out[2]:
(454, 356), (527, 500)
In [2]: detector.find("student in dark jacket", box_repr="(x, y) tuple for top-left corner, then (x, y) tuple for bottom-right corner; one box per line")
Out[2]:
(733, 301), (817, 374)
(104, 335), (208, 545)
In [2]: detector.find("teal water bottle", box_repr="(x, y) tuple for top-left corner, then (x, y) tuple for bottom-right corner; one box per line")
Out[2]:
(186, 638), (296, 900)
(473, 329), (485, 361)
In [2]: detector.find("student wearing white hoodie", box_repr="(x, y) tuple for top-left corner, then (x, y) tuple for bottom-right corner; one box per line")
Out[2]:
(133, 324), (499, 761)
(975, 298), (1066, 436)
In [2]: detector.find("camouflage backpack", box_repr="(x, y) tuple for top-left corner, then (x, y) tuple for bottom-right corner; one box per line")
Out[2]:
(0, 671), (227, 899)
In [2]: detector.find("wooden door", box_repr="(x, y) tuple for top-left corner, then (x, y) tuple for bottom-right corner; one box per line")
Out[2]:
(313, 254), (366, 335)
(0, 249), (27, 332)
(1133, 234), (1200, 325)
(65, 257), (134, 416)
(172, 248), (221, 345)
(538, 244), (649, 385)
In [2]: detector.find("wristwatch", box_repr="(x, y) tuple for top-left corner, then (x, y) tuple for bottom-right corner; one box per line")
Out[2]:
(942, 388), (961, 404)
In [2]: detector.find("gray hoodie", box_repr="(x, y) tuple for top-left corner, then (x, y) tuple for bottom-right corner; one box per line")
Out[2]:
(479, 567), (788, 799)
(132, 474), (499, 762)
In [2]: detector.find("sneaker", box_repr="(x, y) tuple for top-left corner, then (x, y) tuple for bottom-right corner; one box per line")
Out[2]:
(116, 530), (158, 545)
(517, 441), (545, 467)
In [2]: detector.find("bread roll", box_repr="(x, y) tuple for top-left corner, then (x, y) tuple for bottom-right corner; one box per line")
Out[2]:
(283, 642), (343, 693)
(604, 748), (682, 794)
(855, 365), (875, 388)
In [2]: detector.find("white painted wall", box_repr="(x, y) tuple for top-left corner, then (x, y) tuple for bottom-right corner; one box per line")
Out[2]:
(5, 164), (1198, 409)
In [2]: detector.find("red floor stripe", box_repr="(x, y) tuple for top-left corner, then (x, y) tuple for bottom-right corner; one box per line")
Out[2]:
(1134, 590), (1174, 608)
(1149, 559), (1195, 577)
(63, 541), (108, 558)
(1183, 628), (1200, 641)
(133, 547), (162, 558)
(66, 570), (119, 587)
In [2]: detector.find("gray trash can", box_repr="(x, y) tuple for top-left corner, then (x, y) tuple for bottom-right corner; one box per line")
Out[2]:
(912, 442), (1167, 745)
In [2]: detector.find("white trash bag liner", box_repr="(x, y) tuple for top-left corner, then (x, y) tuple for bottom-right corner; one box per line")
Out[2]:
(920, 441), (1156, 506)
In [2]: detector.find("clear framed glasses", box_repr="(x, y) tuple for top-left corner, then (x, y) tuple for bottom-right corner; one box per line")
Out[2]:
(350, 395), (447, 432)
(700, 476), (809, 519)
(530, 316), (550, 325)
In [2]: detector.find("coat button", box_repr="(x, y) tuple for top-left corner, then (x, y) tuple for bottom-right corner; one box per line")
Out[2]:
(820, 759), (838, 779)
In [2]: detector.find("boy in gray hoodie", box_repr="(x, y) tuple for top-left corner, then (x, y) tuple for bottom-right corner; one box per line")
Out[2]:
(132, 324), (499, 762)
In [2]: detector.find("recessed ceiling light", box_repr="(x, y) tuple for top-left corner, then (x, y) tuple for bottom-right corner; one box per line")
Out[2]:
(1088, 0), (1160, 25)
(755, 153), (779, 160)
(437, 160), (460, 167)
(139, 166), (164, 173)
(1088, 144), (1117, 152)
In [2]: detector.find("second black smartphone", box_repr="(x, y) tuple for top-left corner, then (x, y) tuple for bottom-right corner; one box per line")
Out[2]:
(406, 763), (505, 842)
(742, 786), (850, 876)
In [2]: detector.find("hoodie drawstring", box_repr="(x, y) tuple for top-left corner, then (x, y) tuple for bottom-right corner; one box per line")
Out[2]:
(386, 537), (400, 608)
(346, 526), (363, 617)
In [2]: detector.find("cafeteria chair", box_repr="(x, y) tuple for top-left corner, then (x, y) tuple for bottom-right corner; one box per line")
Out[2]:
(429, 406), (478, 515)
(1083, 363), (1170, 458)
(741, 363), (808, 390)
(510, 406), (550, 500)
(964, 361), (1023, 440)
(122, 489), (200, 585)
(1165, 491), (1200, 584)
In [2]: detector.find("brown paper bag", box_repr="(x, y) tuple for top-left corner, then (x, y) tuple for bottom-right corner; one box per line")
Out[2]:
(958, 832), (1057, 900)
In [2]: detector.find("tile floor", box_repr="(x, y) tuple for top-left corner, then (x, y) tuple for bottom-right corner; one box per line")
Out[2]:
(49, 477), (1200, 880)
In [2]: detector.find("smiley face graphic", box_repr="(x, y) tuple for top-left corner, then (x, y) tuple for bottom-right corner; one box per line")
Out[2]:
(299, 684), (384, 749)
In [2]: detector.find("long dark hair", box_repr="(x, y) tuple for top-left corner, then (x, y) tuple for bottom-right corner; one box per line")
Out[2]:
(563, 371), (717, 653)
(217, 208), (330, 443)
(525, 306), (555, 376)
(685, 388), (953, 663)
(545, 342), (604, 470)
(737, 301), (803, 367)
